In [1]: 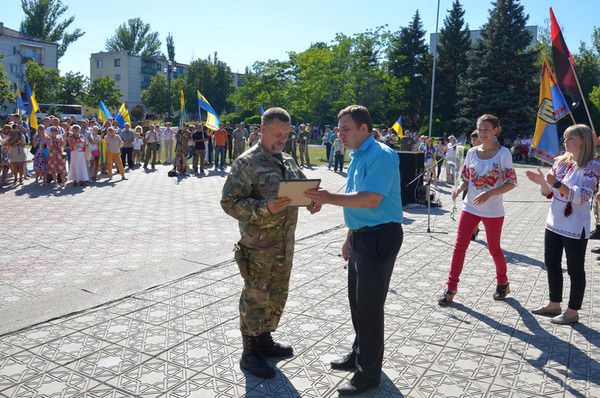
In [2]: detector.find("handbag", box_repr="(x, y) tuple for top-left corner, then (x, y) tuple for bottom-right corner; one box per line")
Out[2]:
(42, 147), (50, 159)
(30, 145), (37, 155)
(91, 149), (100, 158)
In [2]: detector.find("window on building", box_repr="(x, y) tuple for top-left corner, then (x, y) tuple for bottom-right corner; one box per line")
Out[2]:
(115, 74), (121, 81)
(9, 64), (17, 74)
(96, 59), (103, 69)
(13, 46), (16, 55)
(114, 59), (121, 67)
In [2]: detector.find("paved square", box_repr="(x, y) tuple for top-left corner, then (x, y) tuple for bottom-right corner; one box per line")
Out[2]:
(1, 164), (599, 397)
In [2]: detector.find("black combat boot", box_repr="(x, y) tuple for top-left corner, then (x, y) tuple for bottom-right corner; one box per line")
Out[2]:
(591, 225), (600, 240)
(257, 332), (294, 358)
(240, 335), (276, 379)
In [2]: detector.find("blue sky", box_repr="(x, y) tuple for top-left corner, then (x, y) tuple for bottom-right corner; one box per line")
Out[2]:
(2, 0), (598, 77)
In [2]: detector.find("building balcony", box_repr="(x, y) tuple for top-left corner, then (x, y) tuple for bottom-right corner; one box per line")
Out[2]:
(141, 66), (160, 75)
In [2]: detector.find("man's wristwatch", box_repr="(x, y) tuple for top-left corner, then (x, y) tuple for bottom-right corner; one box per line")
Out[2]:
(552, 180), (562, 189)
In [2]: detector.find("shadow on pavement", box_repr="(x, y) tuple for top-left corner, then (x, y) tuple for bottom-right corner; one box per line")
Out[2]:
(452, 298), (599, 398)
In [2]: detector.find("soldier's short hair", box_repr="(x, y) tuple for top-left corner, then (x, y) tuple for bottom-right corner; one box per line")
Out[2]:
(262, 107), (291, 125)
(338, 105), (373, 133)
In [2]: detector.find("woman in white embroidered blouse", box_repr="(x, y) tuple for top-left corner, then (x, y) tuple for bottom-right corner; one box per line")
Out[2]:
(526, 124), (600, 325)
(439, 114), (517, 305)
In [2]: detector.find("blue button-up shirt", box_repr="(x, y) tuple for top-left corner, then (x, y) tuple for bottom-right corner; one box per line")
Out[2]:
(344, 136), (403, 230)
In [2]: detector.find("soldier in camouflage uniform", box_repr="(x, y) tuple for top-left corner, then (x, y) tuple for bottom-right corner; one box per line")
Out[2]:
(221, 107), (321, 379)
(298, 125), (311, 166)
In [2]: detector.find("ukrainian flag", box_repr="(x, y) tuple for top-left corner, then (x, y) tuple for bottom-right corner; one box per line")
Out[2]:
(98, 100), (112, 123)
(25, 82), (39, 129)
(197, 90), (220, 130)
(391, 116), (404, 138)
(531, 59), (571, 164)
(114, 102), (131, 128)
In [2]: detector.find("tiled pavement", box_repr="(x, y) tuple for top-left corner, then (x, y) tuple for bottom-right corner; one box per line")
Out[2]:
(1, 163), (599, 397)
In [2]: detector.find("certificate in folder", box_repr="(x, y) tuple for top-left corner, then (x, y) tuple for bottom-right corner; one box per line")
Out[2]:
(276, 179), (321, 207)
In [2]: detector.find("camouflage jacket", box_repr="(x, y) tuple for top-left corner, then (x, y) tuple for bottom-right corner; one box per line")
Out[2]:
(221, 142), (306, 248)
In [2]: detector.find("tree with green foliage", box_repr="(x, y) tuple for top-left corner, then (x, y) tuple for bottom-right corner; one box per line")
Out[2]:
(572, 42), (600, 127)
(387, 11), (432, 131)
(347, 29), (389, 123)
(289, 41), (348, 123)
(457, 0), (537, 138)
(183, 55), (234, 116)
(20, 0), (84, 59)
(24, 60), (61, 103)
(105, 18), (161, 57)
(229, 60), (291, 119)
(86, 76), (121, 108)
(57, 71), (88, 104)
(435, 0), (471, 133)
(0, 55), (12, 111)
(141, 74), (169, 116)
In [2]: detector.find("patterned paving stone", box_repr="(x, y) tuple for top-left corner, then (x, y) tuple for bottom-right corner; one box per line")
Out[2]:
(1, 167), (600, 397)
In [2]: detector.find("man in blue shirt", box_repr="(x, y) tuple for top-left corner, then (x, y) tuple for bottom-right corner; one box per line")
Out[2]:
(305, 105), (403, 396)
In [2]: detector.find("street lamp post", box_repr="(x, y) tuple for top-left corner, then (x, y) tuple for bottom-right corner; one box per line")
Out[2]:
(167, 60), (172, 121)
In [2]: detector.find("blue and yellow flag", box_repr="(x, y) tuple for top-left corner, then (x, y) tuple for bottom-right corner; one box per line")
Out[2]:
(114, 102), (131, 128)
(531, 59), (571, 164)
(98, 100), (112, 123)
(15, 84), (26, 117)
(259, 104), (265, 116)
(391, 115), (404, 138)
(25, 82), (39, 129)
(197, 90), (220, 130)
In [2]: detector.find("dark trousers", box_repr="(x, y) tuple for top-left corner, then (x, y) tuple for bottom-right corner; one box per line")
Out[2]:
(334, 153), (344, 172)
(121, 147), (133, 168)
(348, 222), (403, 381)
(544, 228), (587, 310)
(325, 143), (332, 161)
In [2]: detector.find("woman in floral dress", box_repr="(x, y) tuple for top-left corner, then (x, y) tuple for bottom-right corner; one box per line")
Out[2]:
(438, 114), (517, 305)
(46, 126), (66, 187)
(32, 125), (49, 183)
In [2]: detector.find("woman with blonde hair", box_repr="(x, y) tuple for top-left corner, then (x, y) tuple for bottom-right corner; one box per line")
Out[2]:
(527, 124), (600, 324)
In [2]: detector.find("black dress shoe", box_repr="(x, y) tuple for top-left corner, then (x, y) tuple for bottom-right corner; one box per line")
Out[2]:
(592, 247), (600, 254)
(330, 352), (356, 371)
(337, 374), (379, 396)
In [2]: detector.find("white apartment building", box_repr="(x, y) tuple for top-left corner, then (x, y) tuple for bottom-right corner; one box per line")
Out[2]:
(0, 21), (58, 91)
(90, 51), (187, 108)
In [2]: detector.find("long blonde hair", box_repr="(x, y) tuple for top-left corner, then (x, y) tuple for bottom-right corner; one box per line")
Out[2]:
(555, 124), (595, 168)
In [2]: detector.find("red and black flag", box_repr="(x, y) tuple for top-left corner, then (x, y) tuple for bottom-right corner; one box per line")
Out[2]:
(550, 7), (580, 108)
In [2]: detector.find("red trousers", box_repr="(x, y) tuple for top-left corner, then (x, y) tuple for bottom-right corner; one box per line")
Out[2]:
(446, 210), (508, 292)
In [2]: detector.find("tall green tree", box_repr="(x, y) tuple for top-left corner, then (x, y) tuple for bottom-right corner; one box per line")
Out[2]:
(229, 60), (292, 118)
(24, 60), (61, 102)
(435, 0), (471, 133)
(20, 0), (84, 59)
(0, 55), (12, 111)
(105, 18), (161, 57)
(572, 42), (600, 127)
(289, 37), (353, 123)
(387, 11), (432, 131)
(347, 29), (388, 123)
(141, 74), (169, 116)
(86, 76), (122, 108)
(457, 0), (537, 138)
(57, 71), (88, 104)
(184, 55), (234, 116)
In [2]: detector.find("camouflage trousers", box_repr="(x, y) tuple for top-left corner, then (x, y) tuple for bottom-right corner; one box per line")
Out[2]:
(234, 239), (294, 336)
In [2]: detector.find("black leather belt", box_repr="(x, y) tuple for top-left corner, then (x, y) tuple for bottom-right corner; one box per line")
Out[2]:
(352, 222), (400, 233)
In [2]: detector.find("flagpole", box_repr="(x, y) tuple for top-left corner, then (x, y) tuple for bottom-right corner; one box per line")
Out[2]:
(569, 62), (596, 131)
(425, 0), (441, 234)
